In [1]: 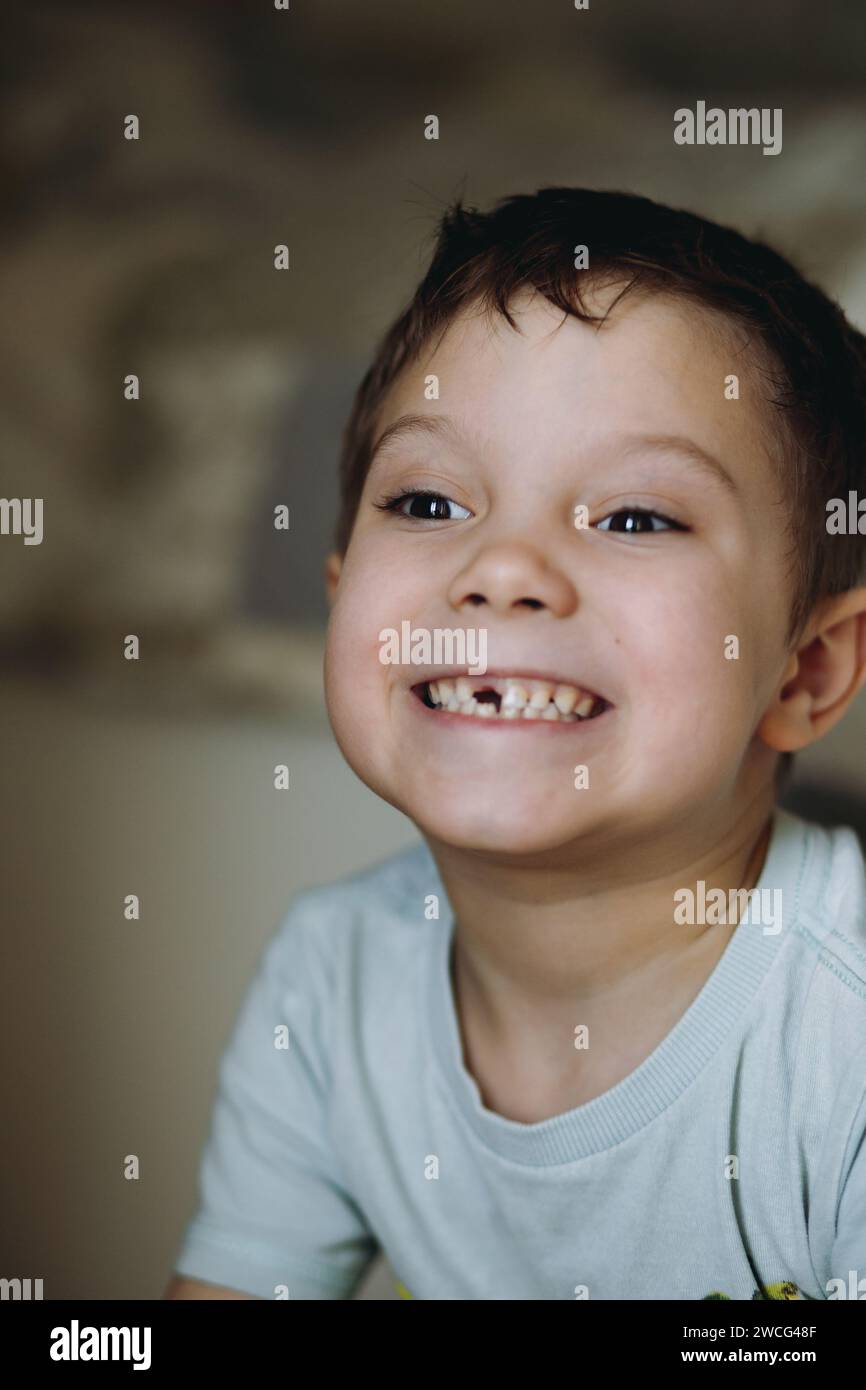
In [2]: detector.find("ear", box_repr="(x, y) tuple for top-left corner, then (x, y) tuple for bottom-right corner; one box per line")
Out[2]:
(324, 551), (343, 608)
(757, 586), (866, 753)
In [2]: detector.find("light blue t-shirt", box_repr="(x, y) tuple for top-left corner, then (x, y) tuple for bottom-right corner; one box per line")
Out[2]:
(173, 807), (866, 1300)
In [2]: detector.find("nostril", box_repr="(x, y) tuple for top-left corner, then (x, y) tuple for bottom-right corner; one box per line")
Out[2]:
(516, 598), (544, 609)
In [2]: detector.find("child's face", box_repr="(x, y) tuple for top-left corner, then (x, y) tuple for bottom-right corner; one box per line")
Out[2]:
(324, 287), (795, 858)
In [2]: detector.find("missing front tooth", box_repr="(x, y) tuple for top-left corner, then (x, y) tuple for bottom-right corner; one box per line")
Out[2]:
(474, 689), (501, 711)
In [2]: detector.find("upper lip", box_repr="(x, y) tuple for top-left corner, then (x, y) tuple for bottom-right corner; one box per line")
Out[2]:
(408, 667), (610, 703)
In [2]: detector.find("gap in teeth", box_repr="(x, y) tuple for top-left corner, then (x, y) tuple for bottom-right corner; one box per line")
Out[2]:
(424, 676), (600, 721)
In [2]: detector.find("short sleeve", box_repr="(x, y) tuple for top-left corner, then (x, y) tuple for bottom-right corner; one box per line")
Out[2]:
(172, 902), (379, 1299)
(826, 1043), (866, 1295)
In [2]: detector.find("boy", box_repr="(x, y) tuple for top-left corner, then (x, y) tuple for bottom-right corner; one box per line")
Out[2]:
(168, 188), (866, 1300)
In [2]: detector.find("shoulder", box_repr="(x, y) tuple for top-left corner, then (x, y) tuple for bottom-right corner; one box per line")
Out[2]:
(774, 810), (866, 1149)
(785, 809), (866, 1005)
(743, 810), (866, 1108)
(280, 838), (440, 935)
(212, 839), (442, 1097)
(262, 838), (442, 985)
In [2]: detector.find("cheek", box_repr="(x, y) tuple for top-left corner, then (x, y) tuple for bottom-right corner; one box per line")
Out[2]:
(616, 574), (758, 738)
(323, 533), (442, 718)
(324, 598), (382, 731)
(323, 569), (407, 787)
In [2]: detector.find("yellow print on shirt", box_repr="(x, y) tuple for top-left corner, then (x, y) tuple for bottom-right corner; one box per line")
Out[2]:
(703, 1281), (803, 1300)
(399, 1277), (803, 1300)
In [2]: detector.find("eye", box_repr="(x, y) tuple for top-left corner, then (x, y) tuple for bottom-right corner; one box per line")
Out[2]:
(595, 507), (687, 534)
(374, 489), (472, 522)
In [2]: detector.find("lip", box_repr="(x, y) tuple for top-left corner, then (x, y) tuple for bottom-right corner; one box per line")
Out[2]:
(406, 667), (611, 704)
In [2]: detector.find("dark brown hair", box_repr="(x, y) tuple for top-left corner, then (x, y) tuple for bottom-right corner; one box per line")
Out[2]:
(335, 187), (866, 787)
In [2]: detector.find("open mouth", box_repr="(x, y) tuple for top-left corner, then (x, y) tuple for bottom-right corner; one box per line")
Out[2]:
(411, 674), (611, 724)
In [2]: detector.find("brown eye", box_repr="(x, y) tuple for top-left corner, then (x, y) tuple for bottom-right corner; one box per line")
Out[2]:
(596, 508), (685, 534)
(379, 490), (472, 521)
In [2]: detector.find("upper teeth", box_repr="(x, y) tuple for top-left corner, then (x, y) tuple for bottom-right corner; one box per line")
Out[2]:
(425, 676), (601, 721)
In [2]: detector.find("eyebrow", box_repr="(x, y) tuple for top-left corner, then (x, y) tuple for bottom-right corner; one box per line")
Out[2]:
(369, 415), (740, 499)
(368, 413), (464, 469)
(613, 432), (740, 499)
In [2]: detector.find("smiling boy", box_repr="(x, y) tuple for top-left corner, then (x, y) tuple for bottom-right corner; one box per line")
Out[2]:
(169, 188), (866, 1301)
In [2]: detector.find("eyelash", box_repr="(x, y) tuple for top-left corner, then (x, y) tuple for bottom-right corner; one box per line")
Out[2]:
(373, 489), (689, 533)
(374, 489), (470, 522)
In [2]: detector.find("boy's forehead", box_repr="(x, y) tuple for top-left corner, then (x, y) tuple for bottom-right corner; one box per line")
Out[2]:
(422, 285), (743, 383)
(382, 287), (779, 484)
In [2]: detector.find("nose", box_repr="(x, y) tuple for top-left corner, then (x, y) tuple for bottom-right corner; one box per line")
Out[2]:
(447, 540), (578, 618)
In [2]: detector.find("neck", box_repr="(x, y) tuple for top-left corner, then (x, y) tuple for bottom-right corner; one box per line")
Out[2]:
(425, 795), (775, 1033)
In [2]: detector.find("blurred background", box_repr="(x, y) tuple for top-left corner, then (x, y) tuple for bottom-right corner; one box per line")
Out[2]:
(2, 0), (865, 1300)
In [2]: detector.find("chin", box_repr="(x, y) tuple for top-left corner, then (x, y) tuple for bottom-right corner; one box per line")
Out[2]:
(406, 799), (590, 858)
